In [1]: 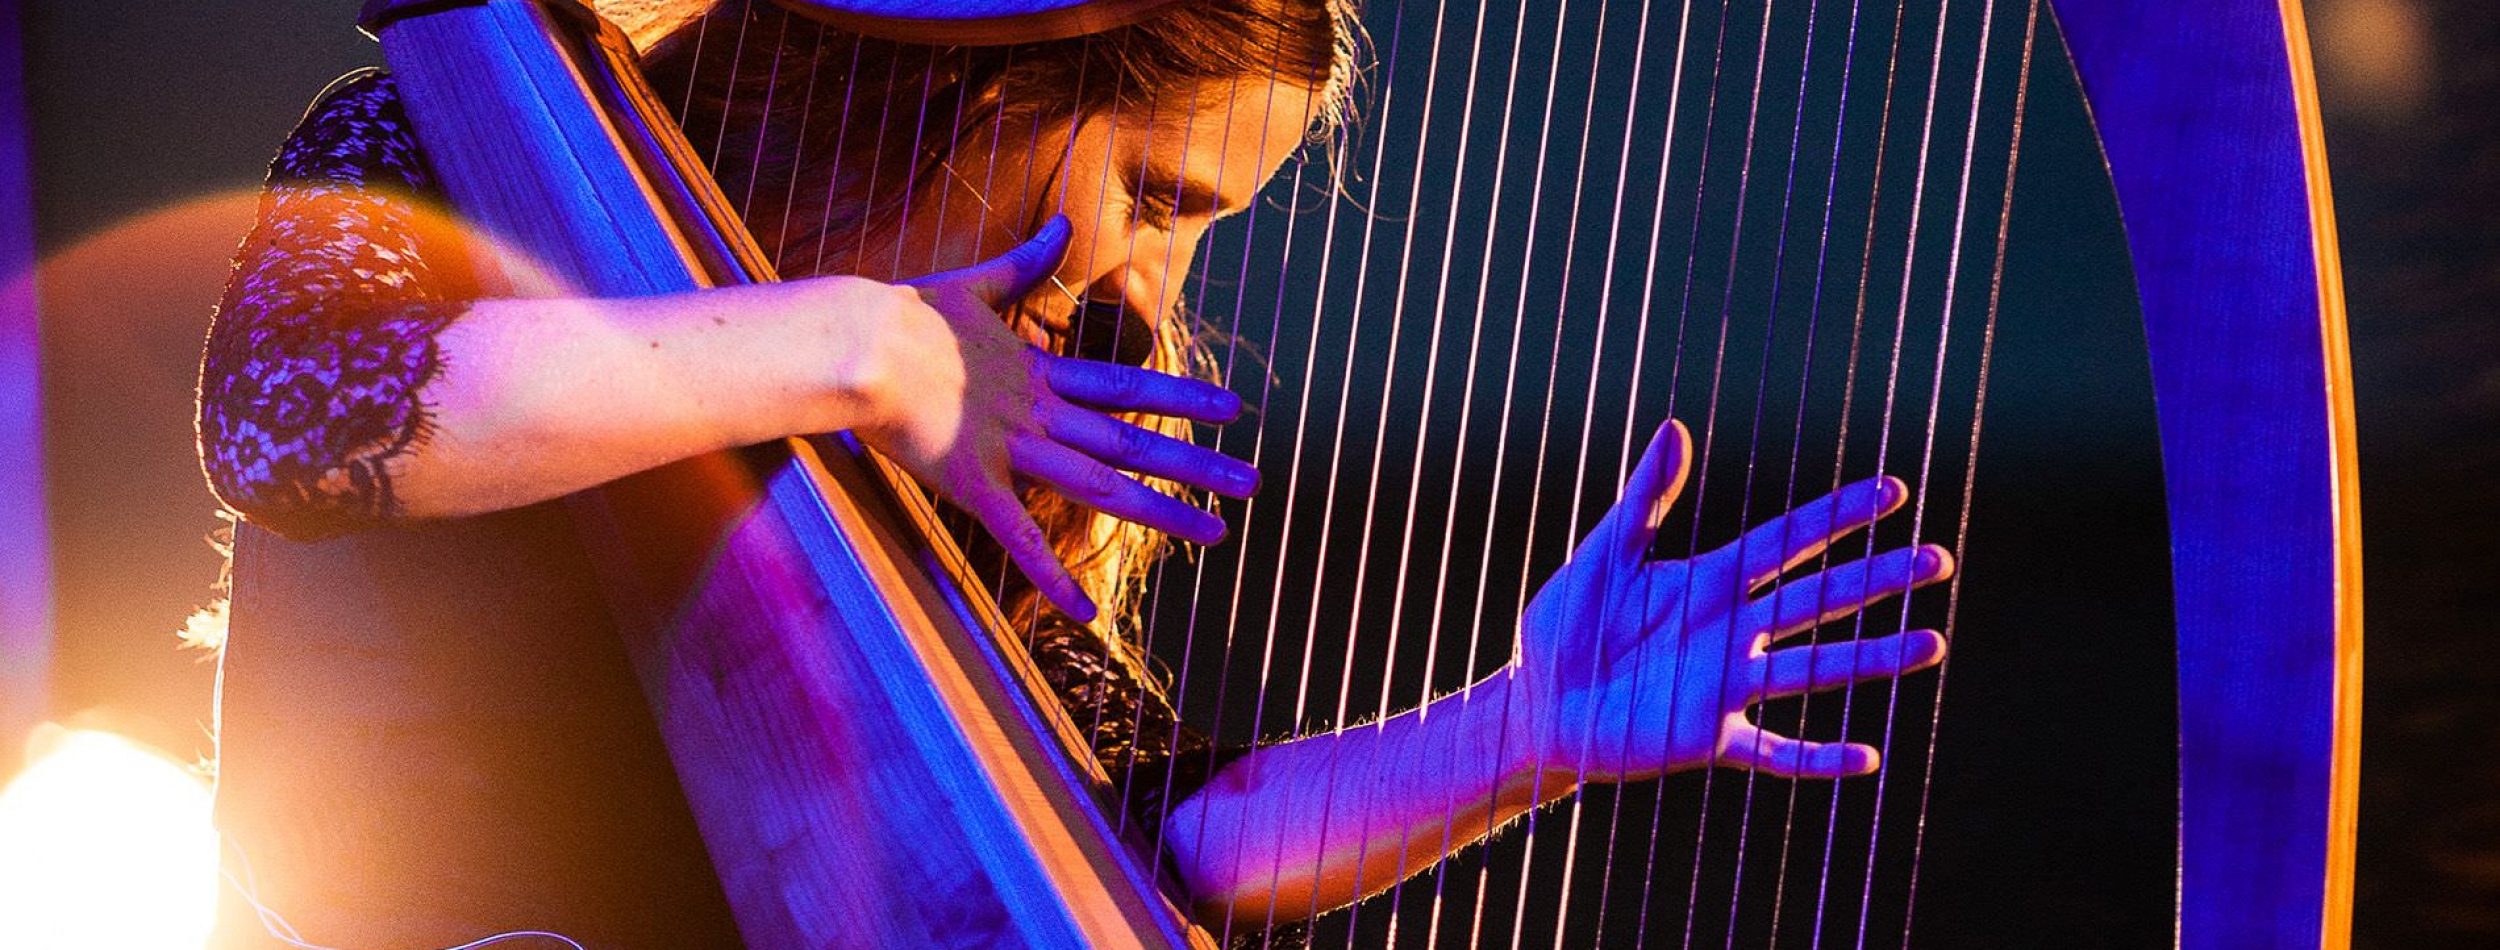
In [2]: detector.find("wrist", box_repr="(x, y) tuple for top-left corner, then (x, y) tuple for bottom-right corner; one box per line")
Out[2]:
(1477, 664), (1580, 806)
(760, 276), (937, 440)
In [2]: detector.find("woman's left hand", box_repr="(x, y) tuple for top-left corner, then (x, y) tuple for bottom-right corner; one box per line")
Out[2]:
(1516, 419), (1954, 784)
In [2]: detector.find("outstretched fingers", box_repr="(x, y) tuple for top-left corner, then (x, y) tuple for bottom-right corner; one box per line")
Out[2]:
(1717, 475), (1908, 591)
(1042, 355), (1245, 425)
(1722, 722), (1880, 778)
(1013, 437), (1228, 546)
(1044, 404), (1259, 498)
(1740, 544), (1955, 641)
(1757, 629), (1948, 701)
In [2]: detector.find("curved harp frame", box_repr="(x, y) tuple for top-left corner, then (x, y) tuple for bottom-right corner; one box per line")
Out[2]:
(359, 0), (2360, 945)
(2049, 0), (2362, 945)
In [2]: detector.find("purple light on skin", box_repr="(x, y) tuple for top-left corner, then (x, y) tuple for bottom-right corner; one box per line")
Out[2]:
(0, 0), (53, 773)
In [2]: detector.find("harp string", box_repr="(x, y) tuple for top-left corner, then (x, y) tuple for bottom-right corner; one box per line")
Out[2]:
(709, 5), (756, 177)
(1307, 0), (1476, 933)
(1153, 22), (1318, 942)
(1797, 0), (1909, 936)
(1236, 0), (1411, 927)
(1492, 0), (1633, 944)
(769, 19), (831, 268)
(1397, 0), (1560, 942)
(1345, 0), (1496, 938)
(1638, 0), (1765, 939)
(1750, 0), (1881, 942)
(1489, 0), (1667, 939)
(1146, 29), (1244, 874)
(1182, 62), (1306, 950)
(1894, 3), (2037, 944)
(1845, 0), (2025, 942)
(1683, 0), (1849, 942)
(1833, 0), (2001, 939)
(736, 8), (791, 221)
(1535, 0), (1713, 939)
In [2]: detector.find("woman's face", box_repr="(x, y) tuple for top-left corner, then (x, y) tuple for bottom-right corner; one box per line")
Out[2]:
(878, 76), (1321, 364)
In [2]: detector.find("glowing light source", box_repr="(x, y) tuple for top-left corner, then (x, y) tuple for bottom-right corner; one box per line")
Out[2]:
(0, 725), (218, 950)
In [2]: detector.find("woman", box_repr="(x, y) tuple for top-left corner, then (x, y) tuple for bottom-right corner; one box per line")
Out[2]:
(198, 0), (1953, 946)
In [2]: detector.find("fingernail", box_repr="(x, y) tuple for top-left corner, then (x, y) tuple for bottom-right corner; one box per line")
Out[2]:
(1877, 477), (1907, 508)
(1227, 463), (1261, 495)
(1915, 545), (1949, 575)
(1213, 391), (1246, 423)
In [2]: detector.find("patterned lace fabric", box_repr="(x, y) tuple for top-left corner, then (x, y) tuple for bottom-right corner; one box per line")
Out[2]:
(198, 70), (469, 542)
(200, 70), (1291, 939)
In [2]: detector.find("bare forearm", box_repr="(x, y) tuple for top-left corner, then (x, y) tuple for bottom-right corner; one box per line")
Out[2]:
(392, 278), (906, 518)
(1161, 666), (1575, 928)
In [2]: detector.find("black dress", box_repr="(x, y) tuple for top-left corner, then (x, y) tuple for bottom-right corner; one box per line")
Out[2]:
(200, 71), (1245, 950)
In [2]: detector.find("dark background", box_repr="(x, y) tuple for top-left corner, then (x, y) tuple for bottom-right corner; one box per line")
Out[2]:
(11, 0), (2493, 945)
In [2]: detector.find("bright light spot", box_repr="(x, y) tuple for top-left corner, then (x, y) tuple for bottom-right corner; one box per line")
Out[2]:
(2315, 0), (2434, 121)
(0, 726), (218, 950)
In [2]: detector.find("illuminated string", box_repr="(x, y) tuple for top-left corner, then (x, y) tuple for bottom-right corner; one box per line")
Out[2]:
(1750, 0), (1881, 943)
(1846, 0), (2008, 943)
(1347, 0), (1503, 937)
(1895, 5), (2038, 943)
(736, 7), (791, 221)
(1538, 0), (1711, 939)
(1801, 0), (1918, 940)
(1440, 0), (1595, 944)
(1675, 0), (1846, 942)
(1396, 0), (1558, 941)
(706, 2), (755, 176)
(1270, 0), (1411, 927)
(769, 19), (831, 271)
(1306, 0), (1475, 935)
(1495, 0), (1630, 944)
(1136, 18), (1316, 945)
(804, 28), (863, 279)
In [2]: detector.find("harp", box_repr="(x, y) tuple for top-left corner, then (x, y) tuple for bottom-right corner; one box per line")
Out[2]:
(352, 0), (2358, 946)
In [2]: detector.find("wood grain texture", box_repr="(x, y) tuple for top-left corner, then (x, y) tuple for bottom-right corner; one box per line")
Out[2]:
(373, 2), (1213, 946)
(2049, 0), (2362, 946)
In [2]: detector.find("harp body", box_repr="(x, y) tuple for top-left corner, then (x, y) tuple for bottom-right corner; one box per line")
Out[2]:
(354, 0), (2358, 947)
(362, 1), (1208, 947)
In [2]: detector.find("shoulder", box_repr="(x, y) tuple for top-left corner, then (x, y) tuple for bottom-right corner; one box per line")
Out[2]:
(269, 69), (432, 190)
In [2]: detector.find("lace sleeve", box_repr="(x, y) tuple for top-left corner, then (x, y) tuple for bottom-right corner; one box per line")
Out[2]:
(1026, 622), (1245, 836)
(196, 69), (474, 541)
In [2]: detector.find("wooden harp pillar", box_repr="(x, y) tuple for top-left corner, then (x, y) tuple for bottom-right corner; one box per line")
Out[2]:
(360, 1), (1213, 946)
(2054, 0), (2361, 946)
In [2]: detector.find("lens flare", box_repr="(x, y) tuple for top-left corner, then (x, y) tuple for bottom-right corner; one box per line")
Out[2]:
(0, 725), (217, 950)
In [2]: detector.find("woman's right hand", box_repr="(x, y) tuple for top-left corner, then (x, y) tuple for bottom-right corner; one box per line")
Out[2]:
(817, 217), (1258, 622)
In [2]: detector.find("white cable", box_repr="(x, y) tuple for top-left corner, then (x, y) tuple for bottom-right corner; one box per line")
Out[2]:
(220, 835), (588, 950)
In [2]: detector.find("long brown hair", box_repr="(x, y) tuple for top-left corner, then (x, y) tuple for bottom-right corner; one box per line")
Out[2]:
(640, 0), (1362, 683)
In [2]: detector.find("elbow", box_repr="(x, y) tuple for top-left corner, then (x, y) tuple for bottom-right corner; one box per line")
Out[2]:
(1162, 800), (1326, 933)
